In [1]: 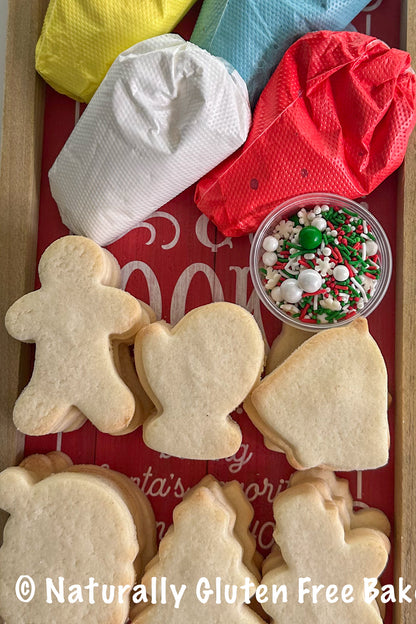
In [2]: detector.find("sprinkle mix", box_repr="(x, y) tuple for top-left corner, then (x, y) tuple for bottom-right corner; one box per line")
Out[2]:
(259, 204), (381, 325)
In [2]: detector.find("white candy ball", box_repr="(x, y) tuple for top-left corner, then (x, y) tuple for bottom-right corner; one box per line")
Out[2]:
(271, 287), (282, 302)
(262, 252), (276, 266)
(322, 247), (331, 256)
(365, 239), (378, 257)
(297, 269), (323, 293)
(311, 217), (327, 232)
(333, 264), (350, 282)
(262, 235), (279, 252)
(280, 279), (303, 303)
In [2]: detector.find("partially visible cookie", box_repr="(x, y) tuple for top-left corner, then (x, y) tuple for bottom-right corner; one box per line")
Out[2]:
(0, 466), (139, 623)
(262, 482), (390, 623)
(265, 324), (314, 375)
(133, 484), (265, 623)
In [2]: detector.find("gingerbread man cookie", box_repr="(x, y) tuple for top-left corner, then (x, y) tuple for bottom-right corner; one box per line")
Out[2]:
(5, 235), (148, 435)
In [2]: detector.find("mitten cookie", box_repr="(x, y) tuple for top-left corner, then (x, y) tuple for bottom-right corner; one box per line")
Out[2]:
(0, 466), (139, 623)
(5, 236), (150, 435)
(135, 302), (265, 459)
(262, 483), (389, 623)
(244, 318), (389, 470)
(133, 484), (265, 624)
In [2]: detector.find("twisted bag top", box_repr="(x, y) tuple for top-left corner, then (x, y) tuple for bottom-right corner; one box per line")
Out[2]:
(191, 0), (369, 106)
(195, 30), (416, 237)
(49, 34), (251, 246)
(35, 0), (198, 102)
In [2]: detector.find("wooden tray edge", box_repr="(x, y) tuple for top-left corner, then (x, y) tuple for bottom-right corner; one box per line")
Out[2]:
(395, 1), (416, 623)
(0, 0), (48, 540)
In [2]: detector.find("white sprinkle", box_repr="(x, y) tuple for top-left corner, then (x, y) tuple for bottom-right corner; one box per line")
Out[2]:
(313, 295), (318, 311)
(321, 204), (330, 212)
(368, 259), (380, 269)
(361, 233), (369, 240)
(363, 220), (368, 234)
(304, 253), (315, 260)
(357, 300), (365, 310)
(361, 242), (366, 261)
(351, 277), (368, 302)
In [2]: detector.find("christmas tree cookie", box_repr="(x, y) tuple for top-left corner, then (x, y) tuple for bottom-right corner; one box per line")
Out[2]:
(133, 482), (265, 623)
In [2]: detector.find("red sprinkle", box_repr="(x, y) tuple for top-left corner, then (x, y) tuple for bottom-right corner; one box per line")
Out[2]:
(364, 272), (376, 279)
(301, 318), (318, 324)
(344, 261), (355, 277)
(344, 311), (357, 320)
(300, 304), (310, 320)
(309, 288), (327, 296)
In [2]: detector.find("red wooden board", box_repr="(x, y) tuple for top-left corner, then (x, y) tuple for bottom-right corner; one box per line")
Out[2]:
(25, 1), (400, 621)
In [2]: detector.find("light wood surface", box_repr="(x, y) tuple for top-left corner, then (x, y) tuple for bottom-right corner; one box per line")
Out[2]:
(395, 2), (416, 623)
(0, 0), (48, 541)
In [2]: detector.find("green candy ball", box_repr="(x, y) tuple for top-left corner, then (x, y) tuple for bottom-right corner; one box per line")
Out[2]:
(299, 226), (323, 250)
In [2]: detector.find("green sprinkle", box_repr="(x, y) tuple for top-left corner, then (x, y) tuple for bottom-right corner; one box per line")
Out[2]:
(367, 232), (376, 241)
(340, 207), (359, 217)
(281, 269), (295, 278)
(259, 268), (267, 275)
(288, 243), (305, 251)
(307, 260), (315, 269)
(291, 215), (300, 226)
